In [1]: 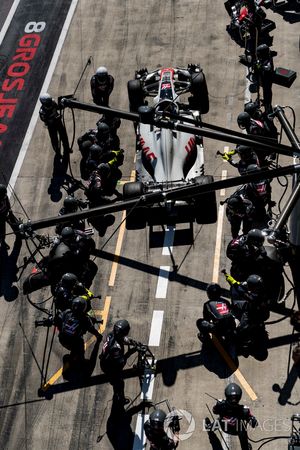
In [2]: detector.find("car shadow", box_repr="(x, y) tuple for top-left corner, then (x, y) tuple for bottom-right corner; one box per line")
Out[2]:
(93, 248), (231, 297)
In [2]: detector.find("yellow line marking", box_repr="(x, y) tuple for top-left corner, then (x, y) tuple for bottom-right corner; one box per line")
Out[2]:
(41, 296), (111, 392)
(108, 170), (135, 287)
(108, 210), (126, 286)
(211, 335), (258, 401)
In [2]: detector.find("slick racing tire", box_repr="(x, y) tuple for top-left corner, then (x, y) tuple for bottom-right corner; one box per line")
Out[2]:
(194, 175), (217, 224)
(189, 71), (209, 114)
(123, 181), (144, 199)
(127, 79), (145, 113)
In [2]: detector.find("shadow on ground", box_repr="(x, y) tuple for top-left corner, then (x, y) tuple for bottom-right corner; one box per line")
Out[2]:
(0, 237), (22, 301)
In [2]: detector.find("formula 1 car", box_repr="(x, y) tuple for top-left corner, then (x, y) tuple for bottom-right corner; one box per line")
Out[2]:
(124, 65), (217, 230)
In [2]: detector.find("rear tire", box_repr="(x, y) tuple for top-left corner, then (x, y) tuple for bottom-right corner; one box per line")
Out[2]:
(189, 71), (209, 114)
(127, 80), (145, 113)
(194, 175), (217, 224)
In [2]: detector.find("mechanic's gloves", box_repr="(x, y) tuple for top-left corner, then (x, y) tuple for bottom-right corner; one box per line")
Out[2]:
(222, 150), (236, 161)
(249, 416), (258, 428)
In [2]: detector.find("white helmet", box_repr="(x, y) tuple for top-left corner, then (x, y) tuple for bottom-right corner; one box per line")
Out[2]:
(40, 93), (52, 105)
(96, 66), (108, 82)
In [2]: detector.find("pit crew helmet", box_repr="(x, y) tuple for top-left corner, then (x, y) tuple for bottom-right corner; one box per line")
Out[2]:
(244, 101), (260, 118)
(40, 93), (53, 106)
(227, 196), (244, 213)
(63, 196), (78, 213)
(97, 122), (110, 137)
(206, 283), (221, 301)
(246, 274), (264, 294)
(225, 383), (242, 404)
(113, 319), (130, 337)
(149, 410), (167, 429)
(237, 112), (251, 130)
(97, 163), (111, 178)
(61, 273), (78, 289)
(96, 66), (108, 83)
(247, 229), (265, 247)
(256, 44), (270, 59)
(60, 227), (76, 242)
(246, 164), (260, 173)
(72, 296), (87, 314)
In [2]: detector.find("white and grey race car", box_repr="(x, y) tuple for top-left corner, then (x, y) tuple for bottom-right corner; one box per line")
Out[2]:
(124, 65), (217, 229)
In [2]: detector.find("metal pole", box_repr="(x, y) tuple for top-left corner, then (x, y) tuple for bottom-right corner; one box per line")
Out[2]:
(21, 164), (299, 232)
(60, 98), (297, 158)
(273, 105), (300, 308)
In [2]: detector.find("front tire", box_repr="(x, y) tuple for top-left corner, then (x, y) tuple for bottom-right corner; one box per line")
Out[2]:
(127, 80), (145, 113)
(194, 175), (217, 224)
(189, 71), (209, 114)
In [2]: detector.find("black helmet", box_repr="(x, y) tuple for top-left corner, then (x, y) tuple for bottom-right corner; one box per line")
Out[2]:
(97, 122), (110, 137)
(247, 229), (265, 247)
(60, 226), (76, 241)
(246, 163), (260, 173)
(97, 162), (111, 178)
(90, 144), (104, 160)
(61, 272), (78, 289)
(237, 112), (251, 130)
(149, 409), (167, 429)
(0, 184), (7, 201)
(72, 296), (87, 314)
(225, 383), (242, 404)
(40, 93), (53, 106)
(246, 274), (264, 294)
(63, 196), (78, 213)
(256, 44), (270, 59)
(113, 319), (130, 337)
(244, 102), (258, 117)
(206, 283), (221, 301)
(227, 195), (243, 210)
(95, 66), (108, 83)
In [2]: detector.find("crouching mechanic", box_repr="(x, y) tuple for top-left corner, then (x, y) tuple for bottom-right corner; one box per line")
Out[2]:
(207, 383), (257, 450)
(55, 296), (102, 367)
(144, 409), (179, 450)
(99, 319), (137, 404)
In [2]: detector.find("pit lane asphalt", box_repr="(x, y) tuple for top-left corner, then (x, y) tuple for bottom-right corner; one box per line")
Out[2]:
(0, 1), (300, 449)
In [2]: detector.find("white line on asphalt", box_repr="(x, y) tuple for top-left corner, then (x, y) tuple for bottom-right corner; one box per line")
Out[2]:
(0, 0), (21, 46)
(162, 225), (175, 255)
(140, 359), (156, 401)
(133, 413), (149, 450)
(155, 266), (171, 298)
(8, 0), (79, 192)
(148, 310), (164, 346)
(211, 168), (230, 450)
(212, 170), (227, 283)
